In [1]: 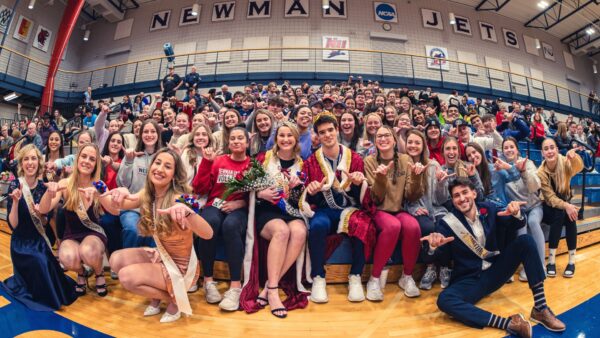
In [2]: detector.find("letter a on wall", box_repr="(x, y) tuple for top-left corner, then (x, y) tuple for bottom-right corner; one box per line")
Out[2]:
(150, 10), (170, 31)
(421, 9), (443, 30)
(285, 0), (309, 18)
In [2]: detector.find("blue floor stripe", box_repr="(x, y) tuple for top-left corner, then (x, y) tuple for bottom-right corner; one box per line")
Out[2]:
(507, 293), (600, 338)
(0, 288), (111, 338)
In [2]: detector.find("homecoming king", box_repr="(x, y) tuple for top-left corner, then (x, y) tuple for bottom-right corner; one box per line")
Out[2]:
(300, 112), (375, 304)
(422, 177), (565, 338)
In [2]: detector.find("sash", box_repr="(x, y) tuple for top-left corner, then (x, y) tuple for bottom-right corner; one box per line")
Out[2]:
(75, 200), (106, 237)
(152, 233), (198, 316)
(262, 150), (304, 218)
(442, 213), (499, 260)
(19, 178), (52, 249)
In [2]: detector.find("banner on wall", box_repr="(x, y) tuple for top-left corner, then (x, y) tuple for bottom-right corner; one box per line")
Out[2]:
(13, 15), (33, 43)
(542, 42), (555, 61)
(32, 25), (52, 52)
(0, 5), (13, 34)
(322, 36), (349, 61)
(425, 45), (449, 70)
(374, 2), (397, 23)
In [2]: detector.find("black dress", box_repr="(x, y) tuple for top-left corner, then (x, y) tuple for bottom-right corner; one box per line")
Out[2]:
(0, 179), (78, 311)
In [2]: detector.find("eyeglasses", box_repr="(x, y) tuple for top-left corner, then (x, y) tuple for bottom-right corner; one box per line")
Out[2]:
(376, 133), (393, 139)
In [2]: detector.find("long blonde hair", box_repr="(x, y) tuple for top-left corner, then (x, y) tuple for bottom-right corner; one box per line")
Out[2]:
(541, 138), (569, 197)
(63, 144), (102, 215)
(138, 148), (191, 237)
(185, 124), (213, 169)
(272, 121), (301, 157)
(16, 144), (45, 178)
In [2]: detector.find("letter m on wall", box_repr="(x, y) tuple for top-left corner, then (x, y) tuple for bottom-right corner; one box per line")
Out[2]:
(248, 0), (271, 19)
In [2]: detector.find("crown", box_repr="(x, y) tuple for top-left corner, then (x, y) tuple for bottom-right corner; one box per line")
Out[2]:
(312, 110), (337, 124)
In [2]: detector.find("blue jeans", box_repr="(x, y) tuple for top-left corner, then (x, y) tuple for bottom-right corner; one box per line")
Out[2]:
(308, 208), (365, 278)
(100, 213), (122, 256)
(120, 210), (154, 248)
(437, 235), (546, 329)
(517, 205), (545, 265)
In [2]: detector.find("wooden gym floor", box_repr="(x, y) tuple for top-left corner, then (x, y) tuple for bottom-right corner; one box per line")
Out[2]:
(0, 222), (599, 338)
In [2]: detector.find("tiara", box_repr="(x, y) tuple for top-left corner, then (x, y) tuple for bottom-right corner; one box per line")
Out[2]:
(312, 110), (337, 124)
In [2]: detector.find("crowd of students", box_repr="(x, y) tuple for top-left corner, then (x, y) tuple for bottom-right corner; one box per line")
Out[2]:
(1, 77), (590, 337)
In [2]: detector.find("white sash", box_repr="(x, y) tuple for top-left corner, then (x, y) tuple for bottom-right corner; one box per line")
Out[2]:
(75, 200), (106, 237)
(442, 213), (499, 260)
(19, 178), (52, 249)
(152, 233), (198, 316)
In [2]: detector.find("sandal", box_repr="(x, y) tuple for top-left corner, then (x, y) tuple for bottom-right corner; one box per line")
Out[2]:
(546, 263), (556, 277)
(95, 274), (108, 297)
(563, 264), (575, 278)
(267, 286), (287, 319)
(256, 281), (268, 308)
(75, 274), (87, 296)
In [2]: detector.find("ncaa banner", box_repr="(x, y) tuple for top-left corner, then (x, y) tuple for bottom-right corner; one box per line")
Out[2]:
(374, 2), (397, 23)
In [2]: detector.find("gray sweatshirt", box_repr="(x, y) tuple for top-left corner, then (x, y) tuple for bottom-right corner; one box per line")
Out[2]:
(505, 158), (542, 212)
(404, 160), (449, 222)
(117, 151), (153, 194)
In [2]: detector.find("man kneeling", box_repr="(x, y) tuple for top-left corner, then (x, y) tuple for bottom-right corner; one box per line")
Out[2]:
(422, 177), (565, 338)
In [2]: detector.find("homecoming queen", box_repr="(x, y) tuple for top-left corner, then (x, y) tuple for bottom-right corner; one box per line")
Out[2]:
(107, 148), (213, 323)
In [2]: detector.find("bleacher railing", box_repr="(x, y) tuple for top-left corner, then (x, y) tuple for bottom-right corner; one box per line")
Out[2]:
(0, 45), (597, 116)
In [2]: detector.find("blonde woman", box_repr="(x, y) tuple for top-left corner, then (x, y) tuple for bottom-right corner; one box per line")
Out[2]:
(108, 148), (213, 323)
(180, 124), (213, 184)
(361, 113), (382, 157)
(538, 138), (583, 277)
(1, 145), (77, 311)
(39, 143), (111, 297)
(212, 109), (242, 154)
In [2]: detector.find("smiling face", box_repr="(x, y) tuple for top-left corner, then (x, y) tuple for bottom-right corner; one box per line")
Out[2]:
(141, 123), (158, 148)
(77, 145), (98, 176)
(451, 184), (477, 215)
(152, 110), (163, 122)
(413, 109), (425, 124)
(108, 134), (123, 155)
(48, 132), (61, 153)
(192, 114), (206, 129)
(340, 113), (355, 136)
(316, 122), (338, 149)
(255, 113), (272, 134)
(465, 146), (482, 166)
(228, 129), (248, 155)
(108, 120), (120, 132)
(443, 139), (459, 166)
(502, 139), (518, 162)
(224, 111), (239, 129)
(366, 116), (382, 137)
(426, 125), (440, 141)
(133, 120), (142, 135)
(375, 127), (395, 153)
(406, 133), (424, 159)
(276, 126), (297, 153)
(175, 114), (189, 132)
(193, 126), (210, 149)
(541, 138), (558, 164)
(295, 107), (311, 129)
(149, 152), (175, 188)
(22, 148), (39, 177)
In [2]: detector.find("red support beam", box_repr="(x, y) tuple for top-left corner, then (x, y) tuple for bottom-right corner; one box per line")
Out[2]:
(40, 0), (85, 115)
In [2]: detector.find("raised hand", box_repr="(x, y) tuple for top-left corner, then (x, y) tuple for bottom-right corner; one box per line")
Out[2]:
(492, 156), (512, 171)
(103, 187), (137, 208)
(157, 204), (194, 230)
(307, 177), (327, 196)
(515, 157), (528, 172)
(78, 187), (98, 208)
(497, 201), (527, 217)
(285, 172), (302, 189)
(566, 149), (577, 161)
(167, 143), (182, 156)
(45, 161), (57, 172)
(341, 169), (365, 186)
(465, 162), (477, 177)
(101, 155), (112, 166)
(435, 168), (456, 182)
(409, 161), (429, 175)
(9, 183), (23, 202)
(374, 161), (394, 177)
(43, 182), (66, 199)
(125, 149), (145, 161)
(420, 232), (455, 249)
(201, 147), (216, 161)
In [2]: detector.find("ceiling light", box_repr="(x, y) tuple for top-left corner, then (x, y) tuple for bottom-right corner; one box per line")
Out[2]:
(83, 29), (90, 41)
(449, 13), (456, 25)
(191, 3), (199, 16)
(322, 0), (329, 10)
(535, 38), (541, 49)
(3, 92), (20, 101)
(586, 27), (596, 35)
(28, 0), (35, 9)
(538, 1), (549, 9)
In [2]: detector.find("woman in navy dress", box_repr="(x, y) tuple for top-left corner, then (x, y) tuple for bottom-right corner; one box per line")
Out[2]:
(1, 144), (77, 311)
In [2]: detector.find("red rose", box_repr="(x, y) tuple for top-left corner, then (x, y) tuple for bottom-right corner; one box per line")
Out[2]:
(479, 208), (488, 216)
(235, 172), (244, 181)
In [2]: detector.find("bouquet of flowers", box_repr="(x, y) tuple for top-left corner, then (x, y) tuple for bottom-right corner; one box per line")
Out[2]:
(0, 171), (15, 182)
(176, 194), (203, 215)
(222, 159), (273, 200)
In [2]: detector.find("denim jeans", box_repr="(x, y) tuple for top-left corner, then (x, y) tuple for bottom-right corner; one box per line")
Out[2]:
(120, 210), (154, 248)
(517, 205), (545, 265)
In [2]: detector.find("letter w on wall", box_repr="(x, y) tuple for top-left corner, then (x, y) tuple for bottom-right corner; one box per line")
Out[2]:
(213, 1), (235, 22)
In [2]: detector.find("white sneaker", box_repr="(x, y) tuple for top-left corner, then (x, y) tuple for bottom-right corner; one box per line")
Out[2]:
(347, 274), (365, 302)
(143, 304), (161, 317)
(204, 281), (222, 304)
(218, 287), (242, 311)
(188, 284), (199, 293)
(366, 277), (383, 302)
(398, 274), (420, 298)
(379, 267), (389, 290)
(506, 276), (514, 284)
(518, 269), (528, 282)
(310, 276), (329, 303)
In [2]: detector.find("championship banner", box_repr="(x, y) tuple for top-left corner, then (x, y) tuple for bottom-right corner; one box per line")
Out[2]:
(322, 36), (349, 61)
(32, 25), (52, 52)
(0, 5), (13, 34)
(13, 15), (33, 43)
(425, 45), (449, 71)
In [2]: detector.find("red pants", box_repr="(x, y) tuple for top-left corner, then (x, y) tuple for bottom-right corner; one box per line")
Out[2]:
(372, 211), (421, 277)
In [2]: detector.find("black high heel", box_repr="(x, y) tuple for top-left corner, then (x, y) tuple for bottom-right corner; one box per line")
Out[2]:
(95, 274), (108, 297)
(267, 285), (287, 319)
(75, 273), (87, 296)
(256, 281), (268, 308)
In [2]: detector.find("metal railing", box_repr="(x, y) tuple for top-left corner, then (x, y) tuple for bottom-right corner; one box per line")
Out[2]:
(0, 45), (597, 116)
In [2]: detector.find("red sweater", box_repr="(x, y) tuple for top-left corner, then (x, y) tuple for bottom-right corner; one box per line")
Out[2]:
(530, 122), (545, 139)
(428, 137), (466, 165)
(192, 155), (250, 207)
(103, 158), (123, 190)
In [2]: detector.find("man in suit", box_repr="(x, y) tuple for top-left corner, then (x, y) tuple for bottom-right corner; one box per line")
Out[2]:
(422, 177), (565, 338)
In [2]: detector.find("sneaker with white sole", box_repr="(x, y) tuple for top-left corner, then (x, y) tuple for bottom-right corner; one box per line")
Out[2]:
(188, 284), (199, 293)
(398, 274), (420, 298)
(419, 265), (437, 290)
(348, 274), (365, 302)
(519, 269), (528, 282)
(366, 277), (383, 302)
(218, 288), (242, 311)
(203, 281), (222, 304)
(310, 276), (328, 303)
(439, 267), (452, 289)
(379, 267), (389, 289)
